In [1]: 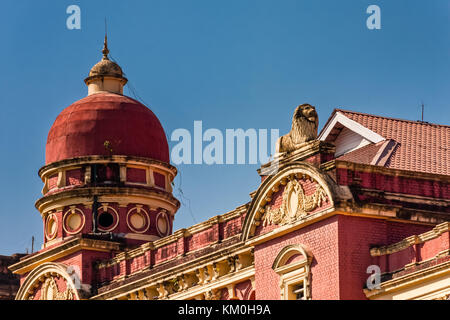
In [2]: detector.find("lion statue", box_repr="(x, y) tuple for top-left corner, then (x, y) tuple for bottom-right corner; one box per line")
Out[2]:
(276, 104), (319, 154)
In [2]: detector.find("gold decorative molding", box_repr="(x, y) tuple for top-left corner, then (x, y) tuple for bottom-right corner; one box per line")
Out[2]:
(38, 276), (74, 300)
(263, 175), (328, 227)
(242, 162), (340, 241)
(15, 262), (81, 300)
(9, 237), (121, 275)
(35, 187), (180, 218)
(365, 260), (450, 300)
(92, 245), (253, 300)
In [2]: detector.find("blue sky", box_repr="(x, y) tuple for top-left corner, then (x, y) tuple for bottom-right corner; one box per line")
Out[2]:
(0, 0), (448, 254)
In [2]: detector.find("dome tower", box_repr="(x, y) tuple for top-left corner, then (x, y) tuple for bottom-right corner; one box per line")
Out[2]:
(37, 37), (179, 248)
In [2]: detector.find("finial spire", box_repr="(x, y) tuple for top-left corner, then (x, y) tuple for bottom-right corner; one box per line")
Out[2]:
(85, 20), (128, 95)
(102, 34), (109, 60)
(102, 19), (109, 60)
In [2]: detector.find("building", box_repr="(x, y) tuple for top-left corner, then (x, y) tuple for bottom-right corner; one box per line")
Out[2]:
(0, 254), (25, 300)
(7, 39), (450, 300)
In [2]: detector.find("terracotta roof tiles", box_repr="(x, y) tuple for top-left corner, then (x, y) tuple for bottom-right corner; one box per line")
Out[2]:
(333, 109), (449, 176)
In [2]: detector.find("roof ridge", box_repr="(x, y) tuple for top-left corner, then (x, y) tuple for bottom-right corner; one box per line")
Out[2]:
(335, 108), (450, 128)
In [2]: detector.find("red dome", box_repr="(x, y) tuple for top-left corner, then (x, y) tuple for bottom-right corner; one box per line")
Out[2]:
(46, 92), (169, 164)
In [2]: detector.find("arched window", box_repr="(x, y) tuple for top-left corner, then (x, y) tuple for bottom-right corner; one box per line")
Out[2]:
(272, 244), (313, 300)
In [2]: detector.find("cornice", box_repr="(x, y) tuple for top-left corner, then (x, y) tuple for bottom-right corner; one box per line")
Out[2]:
(370, 222), (450, 257)
(335, 160), (450, 183)
(8, 236), (122, 275)
(258, 140), (336, 176)
(364, 260), (450, 299)
(35, 186), (180, 215)
(96, 206), (247, 269)
(38, 155), (177, 179)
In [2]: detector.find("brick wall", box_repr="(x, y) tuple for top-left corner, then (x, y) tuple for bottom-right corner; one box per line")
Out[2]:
(254, 216), (340, 300)
(337, 215), (432, 300)
(253, 214), (433, 300)
(378, 225), (449, 276)
(96, 213), (244, 284)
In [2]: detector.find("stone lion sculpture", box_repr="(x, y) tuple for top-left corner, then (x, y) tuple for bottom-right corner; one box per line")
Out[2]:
(276, 104), (319, 154)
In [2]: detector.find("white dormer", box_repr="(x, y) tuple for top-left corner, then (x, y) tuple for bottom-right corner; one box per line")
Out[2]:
(319, 111), (385, 157)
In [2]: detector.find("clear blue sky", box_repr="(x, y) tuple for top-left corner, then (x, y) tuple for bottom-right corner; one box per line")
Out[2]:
(0, 0), (448, 255)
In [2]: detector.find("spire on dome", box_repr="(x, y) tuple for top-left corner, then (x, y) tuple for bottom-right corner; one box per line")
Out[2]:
(102, 34), (110, 60)
(84, 32), (128, 96)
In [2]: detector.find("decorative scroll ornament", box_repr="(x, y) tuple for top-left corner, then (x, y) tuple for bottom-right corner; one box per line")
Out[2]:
(39, 277), (74, 300)
(263, 176), (327, 226)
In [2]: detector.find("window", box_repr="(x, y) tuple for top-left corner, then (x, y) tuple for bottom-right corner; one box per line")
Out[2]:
(272, 244), (313, 300)
(91, 163), (120, 184)
(98, 211), (114, 229)
(291, 281), (306, 300)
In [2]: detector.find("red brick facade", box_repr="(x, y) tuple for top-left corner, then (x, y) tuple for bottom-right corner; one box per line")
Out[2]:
(6, 89), (449, 300)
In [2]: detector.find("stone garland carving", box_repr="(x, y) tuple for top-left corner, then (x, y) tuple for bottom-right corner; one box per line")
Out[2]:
(263, 176), (327, 227)
(204, 289), (220, 300)
(39, 276), (74, 300)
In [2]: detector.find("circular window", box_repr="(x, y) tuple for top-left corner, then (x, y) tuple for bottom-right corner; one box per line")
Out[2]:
(97, 206), (119, 232)
(63, 208), (85, 234)
(45, 214), (58, 240)
(99, 212), (114, 228)
(126, 206), (150, 233)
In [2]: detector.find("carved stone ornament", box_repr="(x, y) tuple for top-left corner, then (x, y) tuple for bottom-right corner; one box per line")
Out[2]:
(276, 104), (319, 154)
(263, 176), (327, 226)
(40, 276), (74, 300)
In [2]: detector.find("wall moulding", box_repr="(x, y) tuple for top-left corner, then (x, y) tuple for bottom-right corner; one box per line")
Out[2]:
(35, 187), (180, 216)
(98, 248), (255, 301)
(38, 155), (177, 179)
(92, 243), (252, 300)
(242, 162), (352, 242)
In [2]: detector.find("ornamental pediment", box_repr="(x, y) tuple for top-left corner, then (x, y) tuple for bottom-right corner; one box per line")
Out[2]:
(14, 262), (82, 300)
(263, 174), (328, 227)
(242, 162), (341, 241)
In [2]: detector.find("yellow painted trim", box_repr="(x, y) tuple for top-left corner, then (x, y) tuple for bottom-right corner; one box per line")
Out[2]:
(9, 238), (121, 275)
(365, 260), (450, 300)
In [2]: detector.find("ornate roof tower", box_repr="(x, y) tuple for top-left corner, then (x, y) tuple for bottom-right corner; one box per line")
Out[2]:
(38, 37), (179, 248)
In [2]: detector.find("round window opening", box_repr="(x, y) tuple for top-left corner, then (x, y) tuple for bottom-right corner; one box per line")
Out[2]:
(98, 212), (114, 229)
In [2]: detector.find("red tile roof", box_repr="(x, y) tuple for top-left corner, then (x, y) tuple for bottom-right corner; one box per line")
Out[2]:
(331, 109), (450, 176)
(337, 140), (385, 164)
